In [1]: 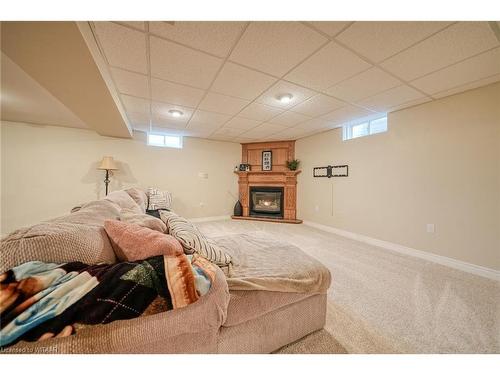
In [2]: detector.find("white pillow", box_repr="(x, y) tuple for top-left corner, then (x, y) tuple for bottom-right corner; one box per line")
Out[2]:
(147, 187), (172, 210)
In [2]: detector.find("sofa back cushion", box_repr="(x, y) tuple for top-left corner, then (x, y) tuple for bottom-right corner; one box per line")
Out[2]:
(51, 199), (121, 227)
(104, 220), (182, 262)
(105, 190), (142, 214)
(0, 222), (117, 273)
(0, 197), (122, 273)
(159, 211), (232, 267)
(125, 188), (148, 213)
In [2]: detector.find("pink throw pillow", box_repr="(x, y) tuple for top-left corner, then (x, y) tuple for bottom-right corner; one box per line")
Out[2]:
(104, 220), (183, 262)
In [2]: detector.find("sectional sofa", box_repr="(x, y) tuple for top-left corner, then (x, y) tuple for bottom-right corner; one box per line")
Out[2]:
(0, 189), (330, 353)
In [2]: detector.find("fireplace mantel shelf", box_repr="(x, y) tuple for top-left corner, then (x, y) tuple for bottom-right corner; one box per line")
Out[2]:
(234, 170), (301, 176)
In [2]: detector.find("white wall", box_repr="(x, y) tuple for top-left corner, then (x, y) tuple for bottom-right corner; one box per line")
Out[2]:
(1, 122), (240, 234)
(296, 82), (500, 270)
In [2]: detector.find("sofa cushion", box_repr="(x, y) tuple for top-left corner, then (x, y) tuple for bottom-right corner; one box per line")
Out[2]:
(104, 220), (182, 262)
(159, 211), (232, 267)
(105, 190), (142, 214)
(223, 290), (313, 327)
(125, 187), (148, 213)
(0, 222), (117, 273)
(120, 210), (167, 233)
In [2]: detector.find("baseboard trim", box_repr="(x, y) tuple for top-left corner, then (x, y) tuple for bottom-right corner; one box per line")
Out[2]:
(189, 215), (231, 223)
(303, 220), (500, 281)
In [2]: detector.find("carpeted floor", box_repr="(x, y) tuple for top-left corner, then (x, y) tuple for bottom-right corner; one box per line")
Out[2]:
(197, 219), (499, 354)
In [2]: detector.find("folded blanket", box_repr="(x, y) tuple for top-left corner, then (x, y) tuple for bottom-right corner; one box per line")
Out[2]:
(213, 233), (331, 294)
(0, 254), (214, 348)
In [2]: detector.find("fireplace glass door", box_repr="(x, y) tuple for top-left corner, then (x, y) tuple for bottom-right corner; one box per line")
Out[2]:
(249, 187), (283, 218)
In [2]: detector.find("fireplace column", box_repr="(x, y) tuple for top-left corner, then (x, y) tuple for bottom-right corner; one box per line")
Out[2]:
(284, 171), (298, 220)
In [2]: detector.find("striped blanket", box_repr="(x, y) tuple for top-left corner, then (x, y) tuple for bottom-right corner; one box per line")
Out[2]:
(0, 254), (214, 348)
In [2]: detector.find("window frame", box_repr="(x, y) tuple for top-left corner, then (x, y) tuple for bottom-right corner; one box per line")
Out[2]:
(147, 132), (183, 149)
(342, 116), (388, 141)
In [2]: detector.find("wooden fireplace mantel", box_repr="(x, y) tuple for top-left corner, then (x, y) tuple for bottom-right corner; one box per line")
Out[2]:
(234, 140), (302, 224)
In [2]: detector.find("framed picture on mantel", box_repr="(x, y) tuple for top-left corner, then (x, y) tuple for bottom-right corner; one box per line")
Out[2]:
(262, 150), (272, 171)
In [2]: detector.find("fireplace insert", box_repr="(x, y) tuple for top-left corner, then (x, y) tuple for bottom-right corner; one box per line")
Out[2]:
(249, 186), (284, 219)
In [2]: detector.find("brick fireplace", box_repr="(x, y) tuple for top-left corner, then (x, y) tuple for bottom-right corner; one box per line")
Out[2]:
(233, 140), (302, 224)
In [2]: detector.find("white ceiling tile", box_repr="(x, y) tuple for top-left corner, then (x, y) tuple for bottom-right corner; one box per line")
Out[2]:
(224, 117), (263, 130)
(411, 47), (500, 95)
(210, 62), (277, 100)
(294, 118), (333, 130)
(229, 22), (327, 76)
(274, 126), (317, 137)
(320, 105), (375, 126)
(387, 96), (432, 112)
(381, 22), (500, 81)
(256, 80), (316, 109)
(306, 22), (352, 37)
(432, 74), (500, 99)
(186, 122), (219, 133)
(214, 127), (246, 137)
(238, 102), (284, 121)
(187, 110), (231, 128)
(183, 128), (215, 138)
(285, 41), (372, 91)
(356, 85), (427, 112)
(198, 92), (250, 115)
(151, 78), (205, 108)
(150, 36), (223, 89)
(336, 22), (452, 62)
(116, 21), (146, 31)
(149, 21), (246, 57)
(326, 67), (402, 102)
(94, 22), (148, 74)
(111, 68), (149, 98)
(151, 126), (186, 135)
(151, 101), (193, 116)
(121, 94), (149, 114)
(127, 111), (150, 132)
(151, 101), (193, 127)
(208, 134), (236, 142)
(290, 94), (345, 116)
(242, 123), (287, 138)
(152, 115), (189, 129)
(270, 111), (311, 127)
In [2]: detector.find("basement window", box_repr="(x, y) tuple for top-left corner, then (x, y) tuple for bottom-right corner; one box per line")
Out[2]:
(147, 133), (183, 149)
(342, 116), (388, 141)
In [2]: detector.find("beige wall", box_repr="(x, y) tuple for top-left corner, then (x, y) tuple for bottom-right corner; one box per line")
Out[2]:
(296, 82), (500, 270)
(1, 122), (240, 234)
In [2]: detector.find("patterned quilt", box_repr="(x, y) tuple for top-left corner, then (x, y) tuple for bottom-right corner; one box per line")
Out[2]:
(0, 254), (215, 348)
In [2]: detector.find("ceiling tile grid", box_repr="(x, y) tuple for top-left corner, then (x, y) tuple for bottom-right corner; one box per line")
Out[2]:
(229, 22), (328, 76)
(91, 21), (500, 143)
(380, 22), (500, 81)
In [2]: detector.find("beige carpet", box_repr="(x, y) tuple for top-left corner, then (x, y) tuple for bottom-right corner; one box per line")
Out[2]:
(197, 219), (499, 354)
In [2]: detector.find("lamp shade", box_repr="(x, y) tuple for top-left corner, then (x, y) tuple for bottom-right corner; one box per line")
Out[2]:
(97, 156), (118, 170)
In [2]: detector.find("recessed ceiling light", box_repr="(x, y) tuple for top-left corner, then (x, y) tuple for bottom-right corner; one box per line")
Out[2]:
(277, 94), (293, 104)
(168, 109), (183, 118)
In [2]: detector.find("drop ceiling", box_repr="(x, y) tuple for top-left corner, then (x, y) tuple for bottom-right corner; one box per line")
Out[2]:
(89, 21), (500, 143)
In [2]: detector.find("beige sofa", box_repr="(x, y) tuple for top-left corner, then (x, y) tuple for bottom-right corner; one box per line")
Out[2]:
(0, 189), (328, 354)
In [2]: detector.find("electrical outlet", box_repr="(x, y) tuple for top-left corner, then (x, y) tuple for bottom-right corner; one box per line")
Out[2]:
(314, 205), (320, 212)
(198, 172), (208, 179)
(199, 202), (205, 208)
(426, 224), (435, 233)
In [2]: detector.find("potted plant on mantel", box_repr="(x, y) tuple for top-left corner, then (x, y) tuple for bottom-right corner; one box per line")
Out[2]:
(286, 159), (300, 171)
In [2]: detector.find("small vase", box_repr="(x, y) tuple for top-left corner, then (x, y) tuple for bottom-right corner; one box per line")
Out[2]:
(234, 200), (243, 216)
